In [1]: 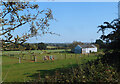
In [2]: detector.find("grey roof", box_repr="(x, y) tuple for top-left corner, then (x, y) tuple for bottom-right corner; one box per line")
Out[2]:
(79, 44), (96, 48)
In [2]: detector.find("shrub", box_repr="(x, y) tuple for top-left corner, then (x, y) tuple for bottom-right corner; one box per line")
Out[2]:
(29, 60), (119, 83)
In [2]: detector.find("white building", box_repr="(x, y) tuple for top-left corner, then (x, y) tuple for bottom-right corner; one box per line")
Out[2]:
(72, 44), (97, 54)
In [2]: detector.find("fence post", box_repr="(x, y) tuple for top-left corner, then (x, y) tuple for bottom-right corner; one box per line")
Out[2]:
(9, 54), (10, 58)
(22, 56), (23, 60)
(65, 54), (66, 59)
(19, 57), (21, 63)
(34, 56), (37, 62)
(30, 55), (32, 61)
(24, 56), (26, 60)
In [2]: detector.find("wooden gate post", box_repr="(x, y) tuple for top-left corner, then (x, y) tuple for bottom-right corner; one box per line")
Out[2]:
(34, 56), (37, 62)
(25, 56), (26, 60)
(19, 57), (21, 63)
(22, 56), (24, 60)
(30, 55), (32, 61)
(65, 54), (66, 59)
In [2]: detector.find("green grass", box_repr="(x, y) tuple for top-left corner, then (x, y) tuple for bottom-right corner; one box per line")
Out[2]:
(2, 49), (100, 82)
(47, 46), (57, 49)
(2, 49), (69, 54)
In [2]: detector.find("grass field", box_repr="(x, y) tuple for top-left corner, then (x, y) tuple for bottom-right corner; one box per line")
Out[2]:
(2, 49), (101, 82)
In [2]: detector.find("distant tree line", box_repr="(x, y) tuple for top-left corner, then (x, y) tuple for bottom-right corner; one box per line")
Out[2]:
(46, 43), (71, 48)
(2, 42), (47, 51)
(2, 42), (72, 51)
(2, 40), (107, 51)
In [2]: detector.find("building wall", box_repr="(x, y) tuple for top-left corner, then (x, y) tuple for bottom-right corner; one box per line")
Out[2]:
(74, 45), (82, 53)
(82, 48), (97, 54)
(82, 48), (87, 54)
(73, 45), (97, 54)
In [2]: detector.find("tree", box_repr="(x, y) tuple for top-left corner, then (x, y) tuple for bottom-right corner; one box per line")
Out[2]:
(25, 43), (31, 50)
(1, 2), (55, 47)
(31, 44), (38, 50)
(38, 42), (46, 50)
(95, 39), (103, 45)
(98, 18), (120, 68)
(94, 44), (100, 50)
(70, 41), (84, 49)
(98, 18), (120, 50)
(95, 39), (106, 49)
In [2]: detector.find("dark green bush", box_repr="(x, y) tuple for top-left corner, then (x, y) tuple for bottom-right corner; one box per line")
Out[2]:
(29, 59), (119, 83)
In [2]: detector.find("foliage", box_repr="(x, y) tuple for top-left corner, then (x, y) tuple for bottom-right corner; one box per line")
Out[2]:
(95, 39), (103, 44)
(2, 42), (72, 51)
(98, 18), (120, 50)
(95, 39), (106, 49)
(1, 2), (55, 47)
(29, 60), (119, 83)
(2, 42), (47, 51)
(98, 18), (120, 69)
(94, 44), (100, 49)
(69, 41), (84, 50)
(46, 43), (71, 49)
(38, 42), (47, 50)
(94, 18), (120, 83)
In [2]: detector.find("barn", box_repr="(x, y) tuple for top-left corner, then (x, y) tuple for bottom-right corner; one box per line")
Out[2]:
(72, 44), (97, 54)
